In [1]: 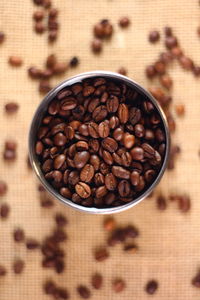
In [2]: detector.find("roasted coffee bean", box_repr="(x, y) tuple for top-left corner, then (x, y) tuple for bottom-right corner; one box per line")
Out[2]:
(130, 171), (140, 186)
(113, 127), (124, 141)
(121, 151), (132, 167)
(94, 247), (109, 261)
(26, 238), (40, 249)
(0, 203), (10, 218)
(179, 55), (194, 70)
(165, 36), (178, 49)
(5, 102), (19, 113)
(175, 104), (185, 116)
(79, 124), (89, 136)
(89, 154), (100, 171)
(60, 187), (71, 198)
(144, 169), (155, 183)
(156, 195), (167, 210)
(76, 141), (89, 151)
(55, 213), (68, 227)
(145, 65), (157, 78)
(145, 280), (158, 295)
(80, 164), (94, 182)
(89, 139), (99, 153)
(123, 133), (135, 149)
(65, 126), (74, 140)
(8, 56), (23, 67)
(0, 265), (6, 276)
(102, 137), (118, 153)
(109, 116), (119, 129)
(178, 195), (191, 213)
(91, 38), (103, 53)
(130, 147), (144, 160)
(53, 154), (66, 169)
(91, 273), (103, 289)
(103, 217), (116, 231)
(104, 193), (116, 205)
(39, 80), (52, 94)
(118, 180), (130, 197)
(34, 21), (46, 33)
(88, 98), (99, 112)
(98, 121), (110, 138)
(77, 285), (91, 299)
(13, 259), (24, 274)
(94, 173), (105, 186)
(92, 105), (107, 122)
(145, 129), (154, 140)
(129, 107), (141, 125)
(119, 16), (130, 28)
(160, 74), (173, 89)
(0, 32), (5, 43)
(154, 60), (166, 74)
(74, 151), (89, 169)
(192, 271), (200, 288)
(112, 166), (130, 179)
(88, 122), (99, 138)
(112, 279), (126, 293)
(75, 182), (91, 198)
(117, 67), (127, 76)
(135, 176), (145, 192)
(148, 30), (160, 43)
(134, 123), (144, 138)
(68, 171), (79, 186)
(105, 173), (117, 191)
(60, 97), (77, 110)
(106, 95), (119, 113)
(118, 103), (128, 124)
(0, 181), (7, 196)
(95, 186), (107, 198)
(13, 228), (25, 242)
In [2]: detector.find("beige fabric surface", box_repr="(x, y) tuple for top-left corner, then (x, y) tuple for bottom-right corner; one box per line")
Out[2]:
(0, 0), (200, 299)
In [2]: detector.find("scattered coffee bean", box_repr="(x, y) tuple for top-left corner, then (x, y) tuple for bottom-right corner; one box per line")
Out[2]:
(55, 213), (68, 227)
(0, 203), (10, 219)
(165, 36), (178, 49)
(103, 217), (116, 231)
(192, 270), (200, 288)
(149, 30), (160, 43)
(12, 259), (24, 274)
(178, 194), (191, 213)
(123, 243), (138, 253)
(119, 17), (130, 28)
(4, 102), (19, 113)
(94, 247), (109, 261)
(145, 280), (158, 294)
(91, 273), (103, 289)
(70, 56), (79, 67)
(77, 285), (91, 299)
(26, 238), (40, 249)
(159, 74), (173, 89)
(34, 21), (46, 33)
(33, 10), (45, 21)
(91, 38), (102, 53)
(0, 31), (5, 43)
(112, 278), (126, 293)
(94, 19), (113, 39)
(0, 181), (7, 196)
(13, 228), (25, 242)
(39, 80), (52, 94)
(0, 265), (6, 276)
(117, 67), (127, 76)
(8, 56), (23, 67)
(145, 65), (157, 78)
(156, 194), (167, 210)
(175, 104), (185, 116)
(179, 55), (194, 70)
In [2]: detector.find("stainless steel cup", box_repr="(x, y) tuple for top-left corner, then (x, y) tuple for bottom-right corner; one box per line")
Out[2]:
(29, 71), (170, 214)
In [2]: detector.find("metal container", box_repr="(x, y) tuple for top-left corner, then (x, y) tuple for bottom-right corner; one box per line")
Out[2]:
(29, 71), (170, 214)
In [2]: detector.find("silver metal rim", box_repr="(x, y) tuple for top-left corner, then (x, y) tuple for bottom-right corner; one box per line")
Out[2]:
(29, 71), (170, 214)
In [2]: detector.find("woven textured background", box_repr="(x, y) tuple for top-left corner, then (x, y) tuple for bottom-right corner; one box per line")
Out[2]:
(0, 0), (200, 299)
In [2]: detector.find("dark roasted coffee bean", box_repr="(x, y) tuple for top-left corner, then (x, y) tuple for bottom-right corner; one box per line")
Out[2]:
(130, 171), (140, 186)
(109, 116), (119, 129)
(154, 60), (166, 74)
(105, 173), (117, 191)
(0, 31), (5, 43)
(91, 273), (103, 289)
(118, 103), (129, 124)
(74, 151), (89, 169)
(13, 228), (24, 242)
(0, 203), (10, 219)
(77, 285), (91, 299)
(88, 122), (99, 138)
(76, 141), (89, 151)
(68, 171), (79, 186)
(156, 195), (167, 210)
(5, 102), (19, 113)
(94, 173), (105, 186)
(0, 265), (6, 276)
(80, 164), (94, 182)
(144, 169), (155, 182)
(102, 137), (118, 153)
(106, 95), (119, 113)
(165, 36), (178, 49)
(60, 97), (77, 110)
(112, 279), (126, 293)
(89, 139), (99, 153)
(91, 38), (103, 53)
(94, 247), (109, 261)
(75, 182), (91, 198)
(92, 105), (107, 122)
(118, 180), (130, 197)
(145, 280), (158, 295)
(26, 238), (40, 249)
(55, 213), (68, 227)
(129, 107), (141, 125)
(119, 16), (130, 28)
(149, 30), (160, 43)
(95, 186), (107, 198)
(54, 154), (66, 169)
(135, 176), (145, 192)
(0, 181), (7, 196)
(130, 147), (144, 160)
(102, 150), (113, 165)
(179, 55), (194, 70)
(65, 126), (74, 140)
(145, 65), (157, 78)
(112, 166), (130, 179)
(60, 187), (72, 198)
(192, 271), (200, 288)
(134, 124), (144, 137)
(89, 154), (100, 171)
(98, 121), (110, 138)
(123, 133), (135, 149)
(113, 127), (124, 141)
(121, 151), (132, 167)
(13, 259), (24, 274)
(178, 195), (191, 213)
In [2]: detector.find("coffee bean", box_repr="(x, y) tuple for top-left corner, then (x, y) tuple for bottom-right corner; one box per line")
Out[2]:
(13, 228), (25, 242)
(113, 127), (123, 141)
(192, 271), (200, 288)
(48, 30), (58, 42)
(55, 213), (68, 227)
(0, 265), (6, 276)
(178, 195), (191, 213)
(8, 56), (23, 67)
(112, 279), (126, 293)
(123, 133), (135, 149)
(119, 16), (130, 28)
(0, 203), (10, 219)
(118, 103), (129, 124)
(129, 107), (141, 125)
(134, 124), (144, 137)
(149, 30), (160, 43)
(26, 238), (40, 249)
(102, 137), (118, 153)
(117, 67), (127, 76)
(179, 55), (193, 70)
(112, 166), (130, 179)
(0, 31), (5, 43)
(130, 171), (140, 186)
(34, 21), (46, 33)
(33, 10), (45, 21)
(94, 173), (105, 186)
(145, 280), (158, 295)
(39, 80), (52, 94)
(160, 74), (173, 89)
(103, 217), (116, 231)
(91, 38), (102, 53)
(95, 186), (107, 198)
(165, 36), (178, 49)
(74, 151), (89, 169)
(92, 105), (107, 122)
(53, 133), (67, 146)
(77, 285), (91, 299)
(94, 247), (109, 261)
(13, 259), (24, 274)
(4, 102), (19, 113)
(118, 180), (130, 197)
(156, 195), (167, 210)
(144, 169), (155, 183)
(145, 65), (157, 78)
(80, 164), (94, 182)
(98, 121), (110, 138)
(75, 182), (91, 198)
(130, 147), (144, 160)
(91, 273), (103, 289)
(105, 173), (117, 191)
(171, 46), (183, 58)
(121, 151), (132, 167)
(0, 181), (7, 196)
(88, 122), (99, 138)
(106, 95), (119, 113)
(124, 243), (138, 253)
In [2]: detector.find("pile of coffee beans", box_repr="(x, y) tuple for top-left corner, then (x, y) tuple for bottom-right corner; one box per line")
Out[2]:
(35, 76), (167, 208)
